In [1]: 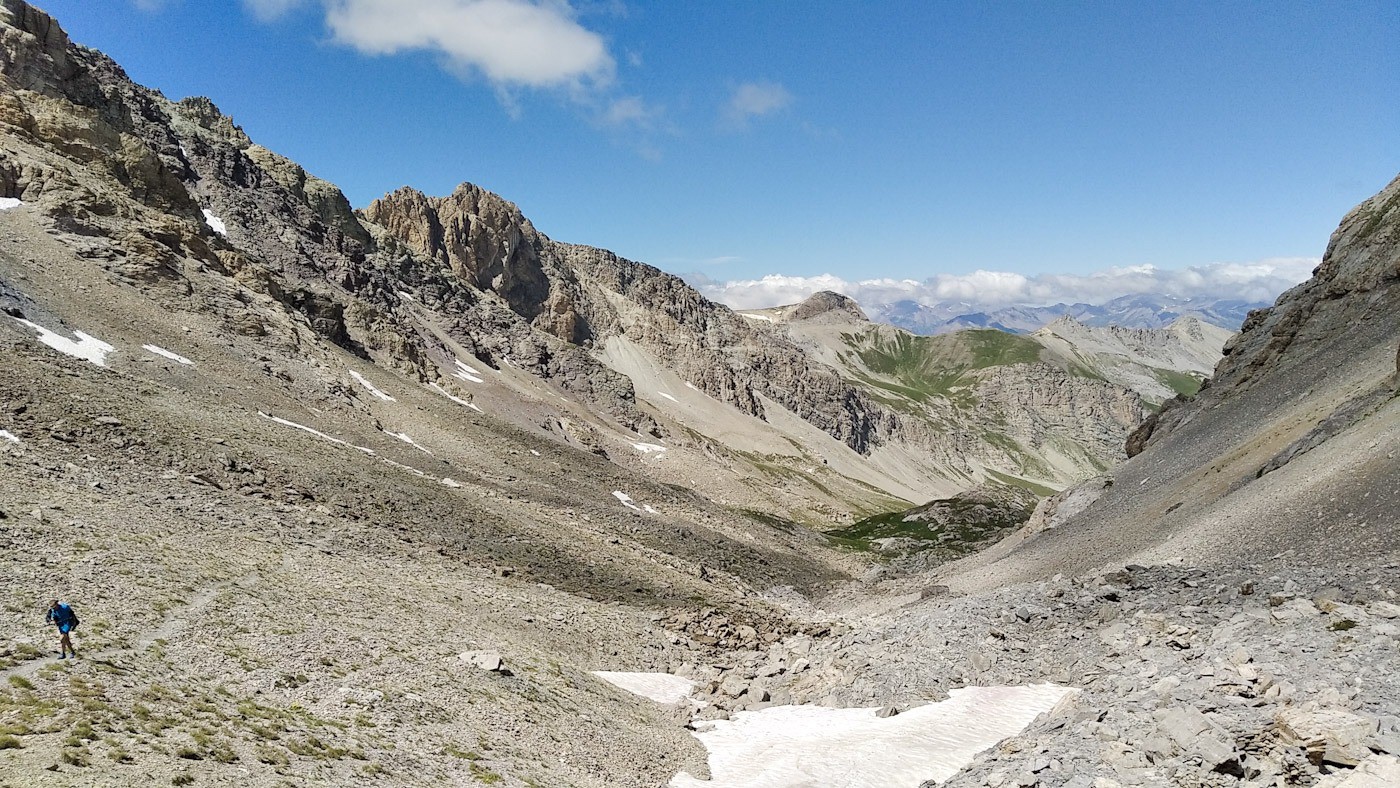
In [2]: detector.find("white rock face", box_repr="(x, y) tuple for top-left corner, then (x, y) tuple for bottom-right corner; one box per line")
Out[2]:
(671, 684), (1077, 788)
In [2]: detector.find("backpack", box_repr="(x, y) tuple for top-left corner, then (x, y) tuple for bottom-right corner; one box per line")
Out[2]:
(58, 603), (78, 629)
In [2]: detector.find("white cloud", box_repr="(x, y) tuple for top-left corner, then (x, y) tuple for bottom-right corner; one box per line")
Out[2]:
(688, 258), (1319, 311)
(246, 1), (614, 89)
(324, 0), (614, 88)
(724, 81), (792, 127)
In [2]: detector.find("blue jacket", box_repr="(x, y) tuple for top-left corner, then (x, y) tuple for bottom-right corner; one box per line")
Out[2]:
(46, 603), (77, 628)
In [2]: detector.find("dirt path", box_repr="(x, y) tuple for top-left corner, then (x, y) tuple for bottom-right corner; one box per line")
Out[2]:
(2, 573), (258, 681)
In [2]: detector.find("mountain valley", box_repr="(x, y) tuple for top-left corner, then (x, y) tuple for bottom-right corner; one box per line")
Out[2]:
(0, 3), (1397, 787)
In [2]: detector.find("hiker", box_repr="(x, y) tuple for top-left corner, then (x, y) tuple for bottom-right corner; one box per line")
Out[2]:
(45, 600), (79, 659)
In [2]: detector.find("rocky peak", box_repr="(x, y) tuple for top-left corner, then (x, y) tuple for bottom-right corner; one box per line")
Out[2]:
(1166, 315), (1205, 341)
(173, 96), (252, 148)
(362, 183), (552, 324)
(785, 290), (868, 323)
(1037, 315), (1086, 334)
(0, 0), (74, 94)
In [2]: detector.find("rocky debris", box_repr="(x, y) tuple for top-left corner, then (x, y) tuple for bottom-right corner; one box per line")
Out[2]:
(647, 559), (1400, 785)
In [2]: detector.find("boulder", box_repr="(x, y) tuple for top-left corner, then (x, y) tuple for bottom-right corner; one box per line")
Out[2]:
(459, 650), (505, 672)
(1276, 706), (1376, 767)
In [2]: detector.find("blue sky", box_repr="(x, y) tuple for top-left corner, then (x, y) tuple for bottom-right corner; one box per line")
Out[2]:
(40, 1), (1400, 307)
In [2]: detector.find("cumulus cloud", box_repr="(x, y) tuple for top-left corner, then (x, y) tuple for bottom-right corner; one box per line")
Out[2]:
(324, 0), (614, 88)
(724, 81), (792, 128)
(244, 0), (613, 89)
(688, 258), (1319, 311)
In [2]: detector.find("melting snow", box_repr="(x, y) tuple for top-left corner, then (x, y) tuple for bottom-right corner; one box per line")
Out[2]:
(643, 504), (659, 514)
(740, 313), (775, 323)
(349, 371), (396, 401)
(657, 391), (679, 402)
(0, 430), (19, 444)
(260, 412), (373, 454)
(201, 209), (227, 236)
(0, 197), (24, 211)
(143, 344), (194, 365)
(453, 360), (485, 384)
(529, 449), (540, 456)
(385, 430), (432, 455)
(12, 318), (115, 366)
(593, 672), (696, 704)
(633, 442), (668, 454)
(671, 684), (1077, 788)
(612, 491), (642, 511)
(428, 383), (483, 412)
(440, 478), (463, 488)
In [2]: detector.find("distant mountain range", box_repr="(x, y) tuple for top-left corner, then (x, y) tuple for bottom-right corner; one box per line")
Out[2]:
(867, 294), (1267, 335)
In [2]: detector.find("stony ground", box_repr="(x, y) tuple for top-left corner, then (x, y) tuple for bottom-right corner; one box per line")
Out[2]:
(650, 559), (1400, 787)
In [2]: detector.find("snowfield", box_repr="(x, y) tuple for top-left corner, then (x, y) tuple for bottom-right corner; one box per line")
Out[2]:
(428, 382), (483, 412)
(202, 208), (227, 236)
(12, 318), (115, 366)
(349, 371), (396, 401)
(142, 344), (194, 365)
(385, 430), (432, 455)
(632, 442), (668, 454)
(670, 684), (1078, 788)
(453, 360), (485, 383)
(593, 672), (696, 704)
(0, 197), (24, 210)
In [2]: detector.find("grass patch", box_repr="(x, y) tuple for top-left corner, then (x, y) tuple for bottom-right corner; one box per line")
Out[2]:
(1154, 368), (1205, 398)
(8, 676), (34, 691)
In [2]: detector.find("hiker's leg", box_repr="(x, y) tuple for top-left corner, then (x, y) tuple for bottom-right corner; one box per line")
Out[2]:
(60, 631), (72, 656)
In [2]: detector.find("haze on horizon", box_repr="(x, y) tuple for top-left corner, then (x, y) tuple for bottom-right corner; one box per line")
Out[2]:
(46, 0), (1400, 309)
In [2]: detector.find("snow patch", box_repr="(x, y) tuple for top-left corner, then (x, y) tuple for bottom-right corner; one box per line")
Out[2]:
(643, 504), (659, 514)
(12, 318), (114, 366)
(380, 458), (427, 478)
(142, 344), (194, 365)
(349, 370), (396, 401)
(632, 442), (668, 454)
(593, 672), (695, 705)
(201, 209), (227, 237)
(440, 478), (463, 488)
(657, 391), (679, 402)
(671, 684), (1077, 788)
(612, 491), (642, 511)
(0, 430), (19, 444)
(740, 312), (775, 323)
(453, 360), (485, 383)
(529, 449), (541, 456)
(428, 383), (483, 412)
(0, 197), (24, 211)
(684, 382), (698, 390)
(385, 431), (432, 455)
(260, 412), (374, 454)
